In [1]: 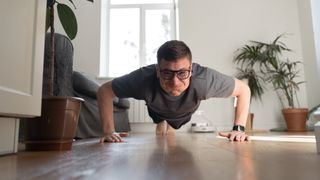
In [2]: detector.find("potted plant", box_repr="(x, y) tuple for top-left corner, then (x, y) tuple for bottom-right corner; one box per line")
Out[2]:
(24, 0), (93, 151)
(234, 34), (307, 132)
(233, 39), (267, 131)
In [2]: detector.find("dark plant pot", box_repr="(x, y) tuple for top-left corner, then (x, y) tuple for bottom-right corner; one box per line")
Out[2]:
(24, 96), (84, 151)
(282, 108), (308, 132)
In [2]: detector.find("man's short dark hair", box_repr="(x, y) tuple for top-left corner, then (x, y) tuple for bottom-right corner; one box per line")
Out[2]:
(157, 40), (192, 64)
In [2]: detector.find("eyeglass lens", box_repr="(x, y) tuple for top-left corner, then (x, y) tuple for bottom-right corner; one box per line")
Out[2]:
(160, 70), (190, 80)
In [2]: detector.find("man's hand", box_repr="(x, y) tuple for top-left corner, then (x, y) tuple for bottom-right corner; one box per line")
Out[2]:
(99, 132), (129, 143)
(218, 131), (250, 142)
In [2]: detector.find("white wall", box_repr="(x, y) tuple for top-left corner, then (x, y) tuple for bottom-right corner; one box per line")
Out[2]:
(297, 0), (320, 111)
(72, 0), (102, 77)
(178, 0), (309, 130)
(54, 0), (102, 78)
(60, 0), (318, 130)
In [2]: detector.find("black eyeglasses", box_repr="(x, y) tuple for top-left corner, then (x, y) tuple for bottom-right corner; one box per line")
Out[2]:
(159, 67), (192, 80)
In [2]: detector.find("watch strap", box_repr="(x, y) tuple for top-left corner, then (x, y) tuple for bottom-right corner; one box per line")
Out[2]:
(232, 125), (245, 132)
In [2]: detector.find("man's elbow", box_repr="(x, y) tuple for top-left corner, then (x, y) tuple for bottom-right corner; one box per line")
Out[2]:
(233, 79), (251, 98)
(98, 81), (114, 99)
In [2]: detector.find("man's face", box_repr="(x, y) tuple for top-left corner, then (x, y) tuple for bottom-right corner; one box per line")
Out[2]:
(157, 57), (192, 96)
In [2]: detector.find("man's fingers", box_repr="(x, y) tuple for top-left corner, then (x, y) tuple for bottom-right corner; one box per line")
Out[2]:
(218, 132), (230, 138)
(114, 134), (123, 142)
(99, 137), (106, 143)
(229, 133), (237, 141)
(119, 132), (129, 137)
(241, 134), (248, 141)
(218, 131), (250, 142)
(110, 133), (122, 142)
(100, 132), (125, 143)
(236, 133), (243, 141)
(100, 137), (115, 143)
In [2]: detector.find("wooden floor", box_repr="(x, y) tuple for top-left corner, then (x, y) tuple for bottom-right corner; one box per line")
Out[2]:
(1, 132), (320, 180)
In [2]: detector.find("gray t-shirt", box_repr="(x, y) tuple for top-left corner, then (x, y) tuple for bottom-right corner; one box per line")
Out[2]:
(112, 63), (235, 129)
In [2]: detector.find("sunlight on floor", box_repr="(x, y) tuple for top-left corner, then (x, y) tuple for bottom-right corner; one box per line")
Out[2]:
(216, 134), (316, 142)
(225, 135), (316, 143)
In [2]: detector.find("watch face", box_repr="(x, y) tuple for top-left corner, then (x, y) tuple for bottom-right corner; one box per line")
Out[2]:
(233, 125), (245, 132)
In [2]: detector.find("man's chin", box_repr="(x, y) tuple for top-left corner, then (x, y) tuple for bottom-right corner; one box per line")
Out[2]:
(168, 90), (182, 96)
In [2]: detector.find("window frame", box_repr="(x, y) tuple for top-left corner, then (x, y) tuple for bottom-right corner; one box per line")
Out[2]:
(100, 0), (177, 77)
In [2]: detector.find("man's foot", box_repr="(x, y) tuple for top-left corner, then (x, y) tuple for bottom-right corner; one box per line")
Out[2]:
(156, 121), (167, 136)
(156, 121), (176, 135)
(166, 124), (176, 135)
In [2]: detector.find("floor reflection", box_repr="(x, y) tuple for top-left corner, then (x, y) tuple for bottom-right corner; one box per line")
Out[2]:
(235, 143), (257, 180)
(216, 134), (316, 143)
(145, 135), (204, 180)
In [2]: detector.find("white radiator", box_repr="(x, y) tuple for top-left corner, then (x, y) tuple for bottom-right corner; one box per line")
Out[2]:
(128, 98), (152, 123)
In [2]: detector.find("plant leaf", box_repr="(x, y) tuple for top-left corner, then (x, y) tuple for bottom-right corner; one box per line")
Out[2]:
(68, 0), (77, 9)
(57, 3), (78, 40)
(45, 8), (51, 32)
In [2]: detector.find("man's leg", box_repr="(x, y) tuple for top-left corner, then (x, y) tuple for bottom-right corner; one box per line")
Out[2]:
(166, 123), (176, 135)
(156, 121), (167, 135)
(156, 121), (176, 135)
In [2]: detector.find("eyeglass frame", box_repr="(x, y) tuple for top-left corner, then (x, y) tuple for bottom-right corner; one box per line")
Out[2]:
(158, 66), (192, 80)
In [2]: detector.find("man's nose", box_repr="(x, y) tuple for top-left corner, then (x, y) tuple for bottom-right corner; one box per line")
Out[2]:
(170, 74), (180, 84)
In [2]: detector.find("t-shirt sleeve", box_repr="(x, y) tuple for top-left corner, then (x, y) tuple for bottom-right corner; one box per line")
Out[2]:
(205, 68), (235, 99)
(111, 68), (146, 100)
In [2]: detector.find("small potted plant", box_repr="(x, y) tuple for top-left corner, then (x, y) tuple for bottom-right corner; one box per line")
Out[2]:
(24, 0), (93, 151)
(234, 34), (307, 132)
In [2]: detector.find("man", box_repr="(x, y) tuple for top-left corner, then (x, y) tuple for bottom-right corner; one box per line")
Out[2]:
(97, 40), (250, 143)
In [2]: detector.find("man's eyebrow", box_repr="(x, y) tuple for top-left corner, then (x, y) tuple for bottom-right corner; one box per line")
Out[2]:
(160, 67), (191, 71)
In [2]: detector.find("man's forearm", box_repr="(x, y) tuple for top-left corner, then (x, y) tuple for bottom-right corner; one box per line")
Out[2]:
(97, 81), (116, 134)
(232, 79), (251, 127)
(234, 94), (250, 126)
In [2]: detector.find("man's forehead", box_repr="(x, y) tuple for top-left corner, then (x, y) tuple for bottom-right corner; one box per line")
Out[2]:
(158, 58), (191, 68)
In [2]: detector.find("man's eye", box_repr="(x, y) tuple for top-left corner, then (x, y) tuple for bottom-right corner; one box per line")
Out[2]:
(163, 71), (173, 75)
(178, 71), (187, 76)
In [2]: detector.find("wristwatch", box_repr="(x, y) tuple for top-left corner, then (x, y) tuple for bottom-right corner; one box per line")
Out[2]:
(232, 125), (245, 132)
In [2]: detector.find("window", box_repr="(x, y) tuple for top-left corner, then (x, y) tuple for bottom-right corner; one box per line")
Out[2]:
(100, 0), (177, 77)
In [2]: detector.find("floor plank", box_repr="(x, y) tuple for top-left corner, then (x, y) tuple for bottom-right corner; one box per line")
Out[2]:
(0, 132), (319, 180)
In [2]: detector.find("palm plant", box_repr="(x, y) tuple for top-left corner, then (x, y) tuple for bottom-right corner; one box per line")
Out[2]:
(267, 60), (304, 108)
(234, 61), (264, 102)
(233, 34), (304, 108)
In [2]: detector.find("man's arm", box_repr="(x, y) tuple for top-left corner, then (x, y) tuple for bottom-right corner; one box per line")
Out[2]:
(97, 81), (123, 143)
(232, 78), (251, 127)
(219, 78), (251, 141)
